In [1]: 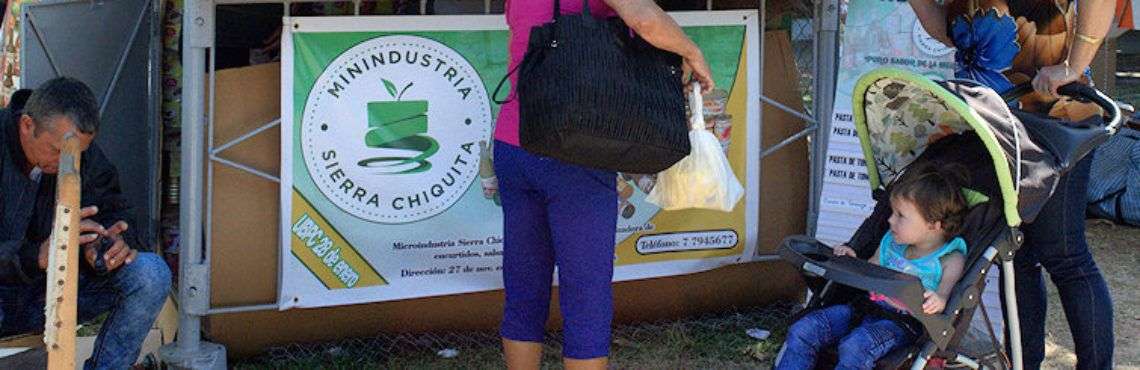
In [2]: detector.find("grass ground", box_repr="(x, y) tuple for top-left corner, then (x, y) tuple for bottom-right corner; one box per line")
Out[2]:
(235, 304), (795, 369)
(1041, 221), (1140, 369)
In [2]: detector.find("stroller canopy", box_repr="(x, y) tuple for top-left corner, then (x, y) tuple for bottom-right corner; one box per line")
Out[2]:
(853, 68), (1066, 227)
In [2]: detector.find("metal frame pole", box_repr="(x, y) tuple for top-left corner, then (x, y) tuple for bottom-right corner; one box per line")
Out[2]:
(910, 342), (936, 370)
(757, 0), (766, 251)
(178, 0), (208, 356)
(1002, 260), (1024, 370)
(809, 0), (841, 238)
(159, 0), (228, 367)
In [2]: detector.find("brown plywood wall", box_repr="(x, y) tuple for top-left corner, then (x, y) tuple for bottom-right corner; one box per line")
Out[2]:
(758, 30), (810, 253)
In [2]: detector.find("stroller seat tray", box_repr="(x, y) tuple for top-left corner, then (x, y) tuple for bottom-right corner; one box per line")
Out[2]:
(779, 235), (926, 306)
(779, 235), (959, 350)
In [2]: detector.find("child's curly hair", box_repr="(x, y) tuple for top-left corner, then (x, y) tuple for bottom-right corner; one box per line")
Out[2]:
(890, 161), (971, 237)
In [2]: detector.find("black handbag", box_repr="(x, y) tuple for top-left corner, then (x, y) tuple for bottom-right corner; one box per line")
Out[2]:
(494, 0), (690, 174)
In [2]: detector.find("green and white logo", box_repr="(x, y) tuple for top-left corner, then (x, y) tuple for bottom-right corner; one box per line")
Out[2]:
(301, 35), (492, 224)
(912, 19), (953, 57)
(360, 79), (437, 174)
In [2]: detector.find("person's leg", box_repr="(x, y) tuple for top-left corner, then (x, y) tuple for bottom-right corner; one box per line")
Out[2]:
(502, 339), (543, 370)
(834, 316), (914, 370)
(541, 161), (617, 367)
(1037, 155), (1114, 370)
(563, 357), (607, 370)
(495, 142), (557, 370)
(77, 252), (171, 370)
(0, 283), (45, 336)
(1008, 235), (1047, 368)
(775, 304), (855, 370)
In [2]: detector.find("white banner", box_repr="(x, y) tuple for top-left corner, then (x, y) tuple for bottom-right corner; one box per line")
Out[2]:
(815, 1), (955, 245)
(279, 12), (762, 309)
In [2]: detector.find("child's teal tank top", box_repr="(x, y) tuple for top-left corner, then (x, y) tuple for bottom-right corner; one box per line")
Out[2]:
(878, 231), (967, 291)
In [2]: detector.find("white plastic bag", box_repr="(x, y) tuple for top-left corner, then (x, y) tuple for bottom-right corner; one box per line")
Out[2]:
(646, 83), (744, 212)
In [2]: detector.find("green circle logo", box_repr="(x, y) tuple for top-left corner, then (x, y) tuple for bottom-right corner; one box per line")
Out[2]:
(302, 35), (492, 223)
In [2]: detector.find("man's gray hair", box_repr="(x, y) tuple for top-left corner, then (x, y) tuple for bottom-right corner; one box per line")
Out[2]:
(23, 77), (100, 135)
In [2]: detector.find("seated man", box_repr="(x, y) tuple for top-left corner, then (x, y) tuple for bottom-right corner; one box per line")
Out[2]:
(0, 77), (171, 369)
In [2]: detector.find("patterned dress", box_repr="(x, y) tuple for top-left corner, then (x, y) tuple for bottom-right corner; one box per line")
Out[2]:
(946, 0), (1100, 120)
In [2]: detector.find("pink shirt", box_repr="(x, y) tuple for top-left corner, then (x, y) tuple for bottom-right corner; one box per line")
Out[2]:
(495, 0), (617, 146)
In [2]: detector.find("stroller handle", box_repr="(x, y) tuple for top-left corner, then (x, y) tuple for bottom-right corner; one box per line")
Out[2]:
(1002, 83), (1124, 134)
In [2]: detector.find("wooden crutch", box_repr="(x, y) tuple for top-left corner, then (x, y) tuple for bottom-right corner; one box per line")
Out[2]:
(43, 132), (81, 370)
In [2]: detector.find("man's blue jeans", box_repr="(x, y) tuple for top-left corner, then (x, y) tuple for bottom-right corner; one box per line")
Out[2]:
(776, 303), (914, 370)
(0, 252), (171, 370)
(1012, 154), (1114, 369)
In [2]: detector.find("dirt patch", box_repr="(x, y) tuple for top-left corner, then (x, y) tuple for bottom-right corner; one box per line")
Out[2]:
(1041, 221), (1140, 369)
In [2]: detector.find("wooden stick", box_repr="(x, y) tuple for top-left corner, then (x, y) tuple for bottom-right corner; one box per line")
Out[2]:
(44, 132), (81, 370)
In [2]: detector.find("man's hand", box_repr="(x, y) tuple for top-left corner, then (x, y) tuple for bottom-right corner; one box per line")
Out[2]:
(832, 244), (857, 257)
(922, 290), (947, 314)
(83, 221), (138, 273)
(39, 206), (103, 269)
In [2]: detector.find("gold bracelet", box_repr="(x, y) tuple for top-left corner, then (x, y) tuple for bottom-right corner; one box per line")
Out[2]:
(1075, 32), (1102, 45)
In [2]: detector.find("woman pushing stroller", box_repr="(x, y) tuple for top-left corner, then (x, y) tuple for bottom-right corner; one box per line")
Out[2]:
(908, 0), (1117, 368)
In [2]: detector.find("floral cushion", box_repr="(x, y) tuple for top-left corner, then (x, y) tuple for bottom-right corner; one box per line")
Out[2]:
(864, 78), (972, 182)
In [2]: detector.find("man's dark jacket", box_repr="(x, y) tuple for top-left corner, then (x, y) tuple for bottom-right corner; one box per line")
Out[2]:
(0, 108), (149, 286)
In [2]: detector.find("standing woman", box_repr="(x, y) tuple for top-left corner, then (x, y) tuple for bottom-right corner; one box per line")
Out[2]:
(910, 0), (1116, 368)
(494, 0), (714, 369)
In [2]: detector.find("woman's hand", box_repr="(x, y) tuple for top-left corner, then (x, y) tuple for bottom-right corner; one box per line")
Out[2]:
(1032, 62), (1081, 98)
(1033, 0), (1115, 97)
(682, 51), (715, 94)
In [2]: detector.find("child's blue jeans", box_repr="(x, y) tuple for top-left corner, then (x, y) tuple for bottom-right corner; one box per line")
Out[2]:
(777, 303), (915, 370)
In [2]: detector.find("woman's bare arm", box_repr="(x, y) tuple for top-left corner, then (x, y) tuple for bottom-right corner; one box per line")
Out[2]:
(1033, 0), (1115, 95)
(603, 0), (715, 92)
(909, 0), (953, 47)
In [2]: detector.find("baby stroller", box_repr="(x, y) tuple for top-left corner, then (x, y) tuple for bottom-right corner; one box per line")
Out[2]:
(777, 68), (1123, 369)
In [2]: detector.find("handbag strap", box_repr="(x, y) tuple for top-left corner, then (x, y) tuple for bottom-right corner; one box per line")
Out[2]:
(491, 53), (526, 104)
(493, 0), (593, 104)
(553, 0), (592, 20)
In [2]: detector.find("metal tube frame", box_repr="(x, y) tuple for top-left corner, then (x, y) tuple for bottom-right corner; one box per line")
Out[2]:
(955, 353), (983, 369)
(810, 0), (840, 238)
(98, 2), (151, 116)
(910, 342), (936, 370)
(168, 0), (840, 364)
(159, 0), (228, 368)
(1002, 259), (1024, 370)
(22, 11), (63, 77)
(179, 1), (210, 354)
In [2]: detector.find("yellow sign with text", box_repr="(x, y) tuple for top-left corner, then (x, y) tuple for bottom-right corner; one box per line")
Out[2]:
(290, 191), (387, 289)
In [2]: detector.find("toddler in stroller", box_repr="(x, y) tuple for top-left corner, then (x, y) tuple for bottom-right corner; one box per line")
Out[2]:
(777, 162), (970, 369)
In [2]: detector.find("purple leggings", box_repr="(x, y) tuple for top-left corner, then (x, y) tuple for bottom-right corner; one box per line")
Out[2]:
(493, 141), (618, 359)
